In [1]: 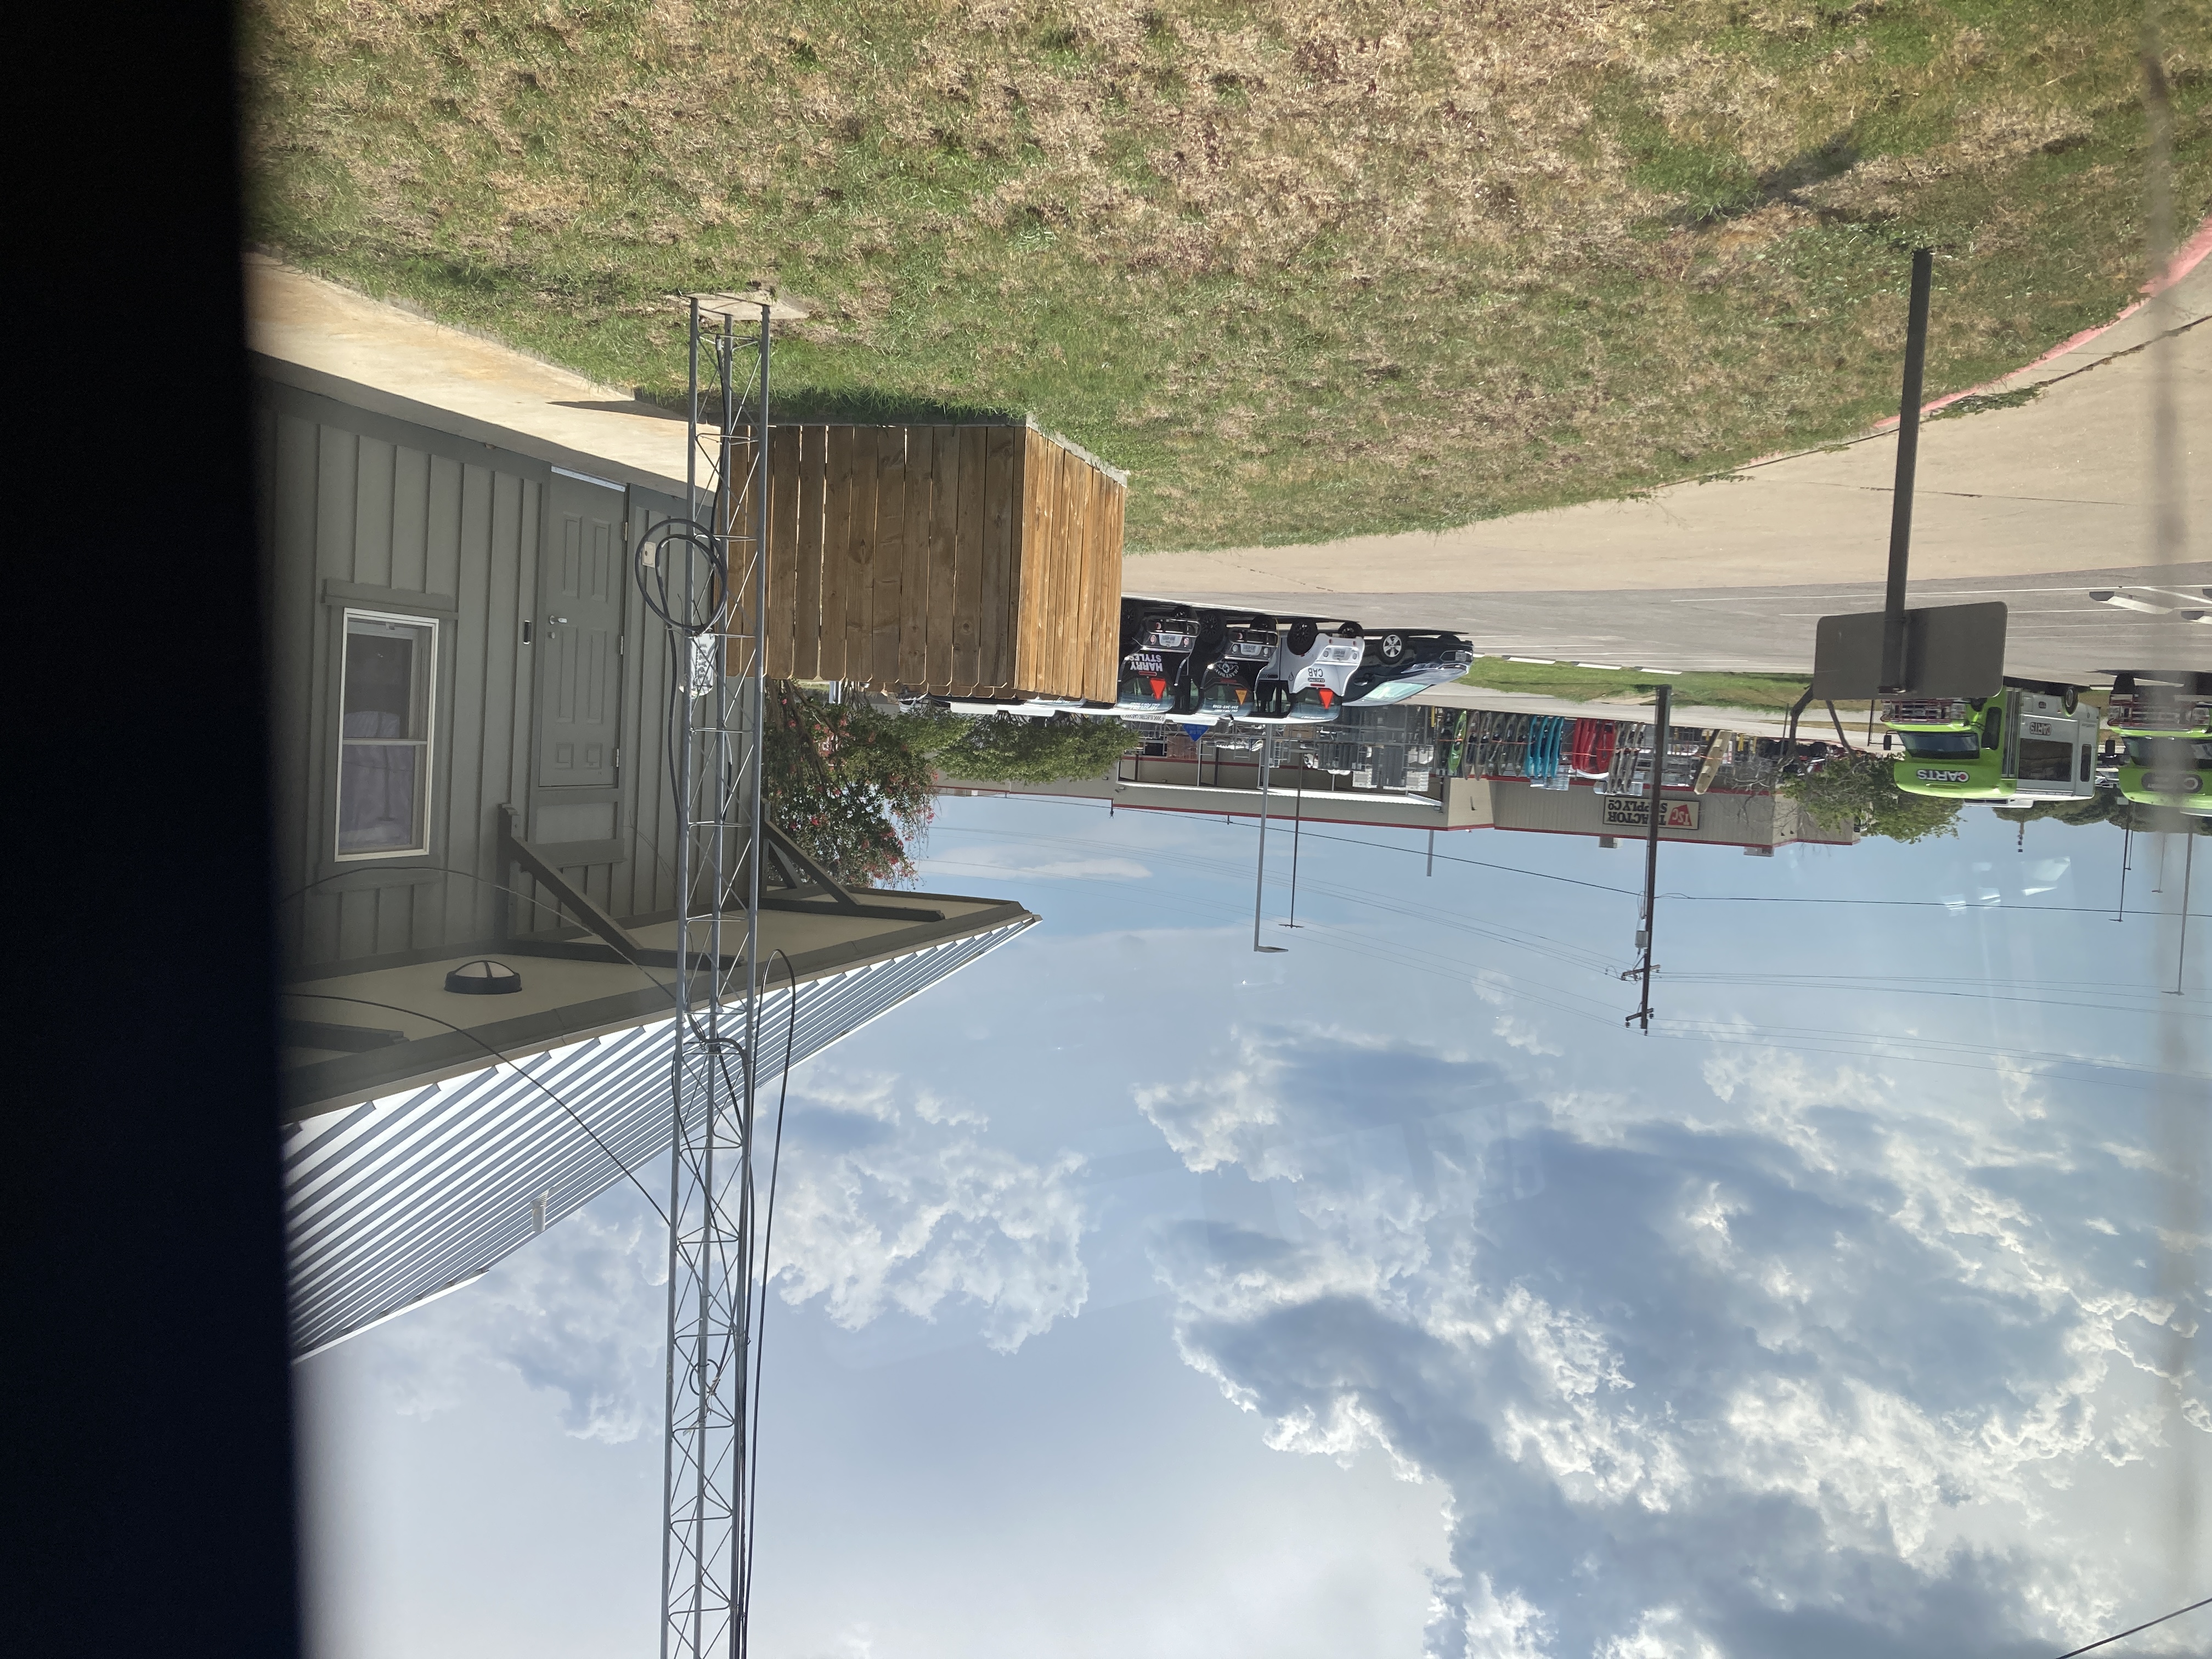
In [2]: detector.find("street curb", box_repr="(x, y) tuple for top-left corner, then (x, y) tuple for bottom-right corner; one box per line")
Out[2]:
(1869, 212), (2212, 430)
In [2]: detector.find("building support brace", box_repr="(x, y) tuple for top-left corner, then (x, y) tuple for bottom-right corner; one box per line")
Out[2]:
(500, 805), (645, 958)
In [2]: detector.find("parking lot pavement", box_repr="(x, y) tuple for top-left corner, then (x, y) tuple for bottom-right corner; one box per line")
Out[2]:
(1139, 562), (2212, 683)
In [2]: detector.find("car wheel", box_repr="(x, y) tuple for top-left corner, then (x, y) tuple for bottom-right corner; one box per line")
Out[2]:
(2061, 688), (2079, 714)
(1336, 621), (1363, 639)
(1379, 631), (1406, 661)
(1250, 614), (1278, 634)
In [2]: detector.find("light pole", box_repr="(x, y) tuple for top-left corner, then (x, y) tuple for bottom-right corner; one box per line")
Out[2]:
(1254, 730), (1286, 952)
(1282, 763), (1304, 929)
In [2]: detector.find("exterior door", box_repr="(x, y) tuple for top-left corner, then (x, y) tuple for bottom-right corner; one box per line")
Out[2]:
(536, 473), (626, 789)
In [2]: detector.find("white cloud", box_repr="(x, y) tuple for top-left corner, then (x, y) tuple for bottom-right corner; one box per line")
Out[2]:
(1492, 1013), (1562, 1057)
(353, 1070), (1090, 1439)
(919, 844), (1152, 882)
(362, 1203), (667, 1444)
(768, 1069), (1088, 1352)
(1132, 1027), (2210, 1658)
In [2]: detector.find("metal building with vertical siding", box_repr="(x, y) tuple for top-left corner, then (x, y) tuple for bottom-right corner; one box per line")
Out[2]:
(255, 349), (1039, 1357)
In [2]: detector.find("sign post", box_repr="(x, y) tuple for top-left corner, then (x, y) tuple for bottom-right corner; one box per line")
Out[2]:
(1809, 249), (2007, 706)
(1880, 249), (1934, 693)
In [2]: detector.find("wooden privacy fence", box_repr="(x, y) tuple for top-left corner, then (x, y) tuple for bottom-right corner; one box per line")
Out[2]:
(734, 420), (1126, 702)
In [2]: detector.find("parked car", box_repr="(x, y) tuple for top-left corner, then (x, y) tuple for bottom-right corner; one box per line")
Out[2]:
(1192, 614), (1369, 724)
(1113, 599), (1206, 717)
(1343, 630), (1475, 706)
(1195, 612), (1286, 720)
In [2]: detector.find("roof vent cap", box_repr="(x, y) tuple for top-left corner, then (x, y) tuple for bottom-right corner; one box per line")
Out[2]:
(445, 960), (522, 996)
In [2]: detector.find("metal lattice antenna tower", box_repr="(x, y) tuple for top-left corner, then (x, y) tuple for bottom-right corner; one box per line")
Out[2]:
(644, 289), (792, 1659)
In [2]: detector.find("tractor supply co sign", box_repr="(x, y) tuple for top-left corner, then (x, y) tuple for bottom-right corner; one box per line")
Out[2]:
(1604, 797), (1700, 831)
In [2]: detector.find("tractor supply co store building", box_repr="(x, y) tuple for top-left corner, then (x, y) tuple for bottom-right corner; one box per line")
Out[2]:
(250, 268), (1125, 1355)
(956, 752), (1858, 854)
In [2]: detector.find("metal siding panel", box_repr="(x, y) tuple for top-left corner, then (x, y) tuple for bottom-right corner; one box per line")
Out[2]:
(623, 487), (685, 919)
(317, 424), (359, 583)
(461, 462), (505, 936)
(335, 888), (379, 962)
(269, 409), (321, 960)
(507, 479), (541, 914)
(391, 443), (431, 595)
(353, 435), (396, 590)
(425, 454), (464, 609)
(373, 880), (414, 957)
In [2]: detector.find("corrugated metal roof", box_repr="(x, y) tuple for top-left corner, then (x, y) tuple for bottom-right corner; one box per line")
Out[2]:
(285, 919), (1032, 1357)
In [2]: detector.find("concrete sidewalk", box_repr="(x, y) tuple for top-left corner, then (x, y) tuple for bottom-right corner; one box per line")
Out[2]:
(247, 254), (696, 494)
(1128, 257), (2210, 601)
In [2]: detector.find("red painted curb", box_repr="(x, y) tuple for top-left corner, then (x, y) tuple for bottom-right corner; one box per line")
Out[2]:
(1871, 212), (2212, 428)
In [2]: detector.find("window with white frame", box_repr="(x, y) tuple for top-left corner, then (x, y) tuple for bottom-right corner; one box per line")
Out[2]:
(336, 611), (436, 858)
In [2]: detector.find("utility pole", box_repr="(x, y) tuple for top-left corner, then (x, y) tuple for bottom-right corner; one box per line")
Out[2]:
(1632, 683), (1673, 1032)
(1880, 248), (1934, 694)
(1426, 828), (1435, 877)
(2177, 832), (2196, 996)
(1283, 764), (1305, 930)
(2118, 823), (2132, 922)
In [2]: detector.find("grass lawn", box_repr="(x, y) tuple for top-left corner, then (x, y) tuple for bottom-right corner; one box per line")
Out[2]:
(1455, 659), (1821, 712)
(1457, 659), (2117, 715)
(244, 0), (2211, 552)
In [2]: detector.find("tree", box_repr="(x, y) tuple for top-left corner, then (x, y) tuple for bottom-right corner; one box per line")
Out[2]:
(1782, 751), (1962, 844)
(761, 691), (1139, 884)
(916, 710), (1136, 785)
(1995, 788), (2212, 836)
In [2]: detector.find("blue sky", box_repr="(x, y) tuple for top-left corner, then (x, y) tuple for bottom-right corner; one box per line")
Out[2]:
(296, 795), (2209, 1659)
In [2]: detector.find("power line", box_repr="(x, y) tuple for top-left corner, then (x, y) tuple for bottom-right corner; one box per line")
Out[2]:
(961, 802), (2210, 916)
(1656, 973), (2209, 1020)
(945, 822), (1626, 974)
(2048, 1594), (2210, 1659)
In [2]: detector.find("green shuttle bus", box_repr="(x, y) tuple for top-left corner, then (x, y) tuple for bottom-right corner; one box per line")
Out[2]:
(2102, 672), (2210, 816)
(1878, 682), (2100, 806)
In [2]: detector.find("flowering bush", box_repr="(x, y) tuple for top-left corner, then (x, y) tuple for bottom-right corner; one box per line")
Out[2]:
(763, 684), (936, 887)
